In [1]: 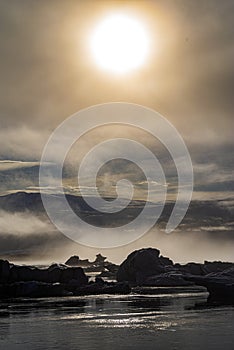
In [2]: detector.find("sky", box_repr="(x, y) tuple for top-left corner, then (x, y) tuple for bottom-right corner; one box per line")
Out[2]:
(0, 0), (233, 263)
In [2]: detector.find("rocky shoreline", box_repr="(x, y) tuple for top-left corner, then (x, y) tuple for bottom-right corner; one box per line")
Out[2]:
(0, 258), (129, 298)
(0, 248), (233, 303)
(117, 248), (234, 304)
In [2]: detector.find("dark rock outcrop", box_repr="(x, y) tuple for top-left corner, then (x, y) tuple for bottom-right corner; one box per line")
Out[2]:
(116, 248), (174, 285)
(0, 281), (71, 298)
(186, 267), (234, 304)
(65, 255), (91, 267)
(65, 254), (107, 268)
(0, 259), (129, 298)
(65, 254), (118, 278)
(142, 272), (193, 287)
(0, 260), (10, 282)
(175, 261), (234, 276)
(98, 263), (119, 279)
(65, 254), (108, 268)
(0, 259), (88, 286)
(116, 248), (234, 303)
(72, 280), (130, 296)
(1, 249), (234, 301)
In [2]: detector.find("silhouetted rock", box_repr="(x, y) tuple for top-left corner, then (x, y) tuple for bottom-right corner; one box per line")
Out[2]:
(6, 262), (88, 286)
(65, 254), (117, 277)
(174, 262), (204, 275)
(0, 281), (71, 298)
(65, 255), (91, 267)
(61, 267), (87, 284)
(95, 276), (105, 285)
(143, 272), (193, 287)
(0, 259), (129, 297)
(0, 260), (10, 282)
(98, 263), (119, 279)
(1, 250), (233, 301)
(65, 255), (80, 266)
(206, 282), (234, 303)
(104, 263), (119, 273)
(175, 261), (234, 276)
(208, 266), (234, 278)
(65, 254), (107, 269)
(94, 254), (107, 266)
(47, 265), (62, 283)
(117, 248), (174, 285)
(186, 267), (234, 304)
(73, 281), (130, 296)
(116, 248), (234, 301)
(9, 266), (37, 282)
(203, 261), (234, 274)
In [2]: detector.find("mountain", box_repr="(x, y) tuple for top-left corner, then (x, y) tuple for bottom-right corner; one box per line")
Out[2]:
(0, 191), (233, 232)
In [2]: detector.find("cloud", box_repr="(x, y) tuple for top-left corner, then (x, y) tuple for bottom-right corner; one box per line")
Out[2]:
(0, 210), (53, 236)
(193, 162), (234, 188)
(0, 1), (233, 199)
(0, 160), (41, 171)
(0, 209), (73, 263)
(0, 126), (50, 160)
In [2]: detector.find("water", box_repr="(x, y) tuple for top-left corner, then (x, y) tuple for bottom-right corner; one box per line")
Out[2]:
(0, 291), (233, 350)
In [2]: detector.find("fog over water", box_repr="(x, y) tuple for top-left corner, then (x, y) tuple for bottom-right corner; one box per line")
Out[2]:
(0, 207), (233, 265)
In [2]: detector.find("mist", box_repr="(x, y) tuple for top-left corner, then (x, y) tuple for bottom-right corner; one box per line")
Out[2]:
(0, 209), (233, 265)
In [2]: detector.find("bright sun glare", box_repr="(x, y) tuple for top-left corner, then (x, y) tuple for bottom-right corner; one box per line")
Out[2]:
(90, 13), (150, 74)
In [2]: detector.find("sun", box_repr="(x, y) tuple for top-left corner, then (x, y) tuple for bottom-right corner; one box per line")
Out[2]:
(89, 13), (150, 74)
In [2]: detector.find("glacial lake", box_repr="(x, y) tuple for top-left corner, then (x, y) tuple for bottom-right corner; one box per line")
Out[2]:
(0, 291), (233, 350)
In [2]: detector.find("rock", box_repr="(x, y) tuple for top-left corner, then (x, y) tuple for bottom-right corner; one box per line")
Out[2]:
(185, 267), (234, 304)
(95, 276), (105, 285)
(72, 267), (88, 284)
(174, 262), (204, 276)
(7, 262), (88, 285)
(203, 261), (234, 274)
(206, 282), (234, 303)
(74, 281), (130, 296)
(48, 266), (62, 283)
(211, 266), (234, 277)
(104, 263), (119, 273)
(60, 267), (88, 285)
(33, 268), (49, 282)
(117, 248), (174, 285)
(143, 272), (193, 287)
(159, 256), (174, 267)
(65, 254), (112, 270)
(98, 269), (116, 279)
(65, 255), (81, 266)
(65, 256), (92, 268)
(0, 260), (10, 282)
(98, 263), (119, 279)
(94, 254), (107, 266)
(9, 266), (37, 282)
(175, 261), (234, 276)
(34, 283), (72, 297)
(0, 281), (71, 298)
(1, 251), (233, 300)
(60, 268), (76, 283)
(0, 281), (38, 297)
